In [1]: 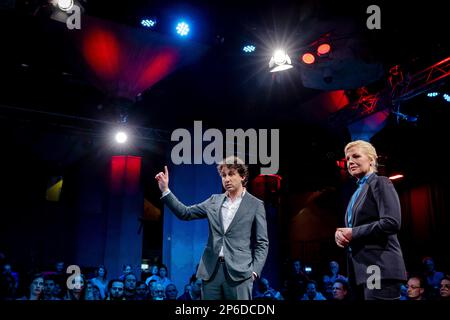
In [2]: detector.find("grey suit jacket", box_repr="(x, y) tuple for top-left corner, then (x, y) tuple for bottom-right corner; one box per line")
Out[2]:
(345, 174), (407, 285)
(162, 191), (269, 282)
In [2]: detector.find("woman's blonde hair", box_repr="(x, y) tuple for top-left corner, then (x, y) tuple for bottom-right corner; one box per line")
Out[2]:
(344, 140), (378, 172)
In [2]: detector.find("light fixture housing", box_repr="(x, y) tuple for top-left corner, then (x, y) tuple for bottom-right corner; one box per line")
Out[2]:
(57, 0), (74, 12)
(269, 50), (293, 72)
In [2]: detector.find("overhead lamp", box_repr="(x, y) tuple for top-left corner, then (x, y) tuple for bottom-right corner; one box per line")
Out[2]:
(176, 21), (190, 36)
(115, 131), (128, 144)
(301, 52), (315, 64)
(317, 43), (331, 56)
(57, 0), (73, 12)
(443, 93), (450, 102)
(269, 49), (293, 72)
(141, 18), (157, 28)
(243, 45), (256, 53)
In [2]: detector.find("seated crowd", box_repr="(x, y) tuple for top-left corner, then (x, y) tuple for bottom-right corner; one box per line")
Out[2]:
(1, 255), (449, 301)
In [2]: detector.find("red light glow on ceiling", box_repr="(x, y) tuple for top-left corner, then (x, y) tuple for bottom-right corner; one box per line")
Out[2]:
(82, 28), (121, 79)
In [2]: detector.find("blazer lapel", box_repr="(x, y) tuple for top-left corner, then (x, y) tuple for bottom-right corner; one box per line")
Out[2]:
(344, 200), (351, 227)
(215, 194), (226, 234)
(225, 192), (250, 233)
(351, 184), (369, 226)
(350, 174), (376, 226)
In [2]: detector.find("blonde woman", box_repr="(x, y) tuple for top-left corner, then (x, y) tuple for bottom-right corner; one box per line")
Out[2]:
(335, 140), (406, 300)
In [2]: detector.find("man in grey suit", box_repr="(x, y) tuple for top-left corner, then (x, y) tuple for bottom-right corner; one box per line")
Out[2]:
(155, 157), (269, 300)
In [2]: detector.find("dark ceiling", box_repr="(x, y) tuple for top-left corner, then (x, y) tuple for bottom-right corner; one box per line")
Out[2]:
(1, 0), (448, 126)
(0, 0), (449, 181)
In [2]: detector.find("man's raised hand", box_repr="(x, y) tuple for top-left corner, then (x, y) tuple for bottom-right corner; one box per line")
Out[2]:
(155, 165), (169, 193)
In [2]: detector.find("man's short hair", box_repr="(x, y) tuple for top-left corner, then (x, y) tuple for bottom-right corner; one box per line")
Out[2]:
(108, 279), (124, 291)
(124, 273), (137, 281)
(408, 275), (425, 288)
(306, 280), (317, 287)
(333, 279), (349, 291)
(217, 156), (249, 186)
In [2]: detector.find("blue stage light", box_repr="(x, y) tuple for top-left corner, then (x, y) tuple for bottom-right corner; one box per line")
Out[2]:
(443, 94), (450, 102)
(243, 45), (256, 53)
(176, 21), (190, 36)
(141, 19), (156, 28)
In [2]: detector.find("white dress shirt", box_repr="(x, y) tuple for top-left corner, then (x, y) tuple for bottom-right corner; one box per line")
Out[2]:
(219, 189), (246, 257)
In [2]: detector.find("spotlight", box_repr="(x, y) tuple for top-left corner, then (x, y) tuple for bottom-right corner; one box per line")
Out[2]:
(269, 49), (293, 72)
(141, 18), (157, 28)
(301, 52), (315, 64)
(443, 94), (450, 102)
(176, 21), (190, 36)
(273, 50), (287, 65)
(115, 131), (128, 144)
(317, 43), (331, 56)
(243, 45), (256, 53)
(427, 92), (439, 97)
(57, 0), (73, 12)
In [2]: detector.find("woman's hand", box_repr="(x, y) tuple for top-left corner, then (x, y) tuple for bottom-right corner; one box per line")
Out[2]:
(335, 228), (352, 248)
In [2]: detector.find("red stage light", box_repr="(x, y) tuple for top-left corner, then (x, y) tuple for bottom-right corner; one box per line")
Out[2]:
(317, 43), (331, 56)
(111, 156), (142, 194)
(83, 28), (121, 79)
(251, 174), (282, 200)
(336, 159), (346, 169)
(302, 53), (315, 64)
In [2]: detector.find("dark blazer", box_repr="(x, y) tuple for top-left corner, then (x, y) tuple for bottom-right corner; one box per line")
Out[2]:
(162, 191), (269, 282)
(345, 174), (407, 285)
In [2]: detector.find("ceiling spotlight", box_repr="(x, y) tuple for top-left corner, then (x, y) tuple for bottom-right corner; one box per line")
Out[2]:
(427, 92), (439, 97)
(176, 21), (190, 36)
(269, 49), (293, 72)
(141, 18), (157, 28)
(57, 0), (74, 12)
(301, 52), (315, 65)
(443, 93), (450, 102)
(115, 131), (128, 144)
(317, 43), (331, 56)
(273, 50), (288, 64)
(243, 45), (256, 53)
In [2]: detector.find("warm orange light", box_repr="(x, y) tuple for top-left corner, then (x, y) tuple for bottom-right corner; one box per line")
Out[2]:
(302, 53), (315, 64)
(317, 43), (331, 56)
(389, 174), (404, 180)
